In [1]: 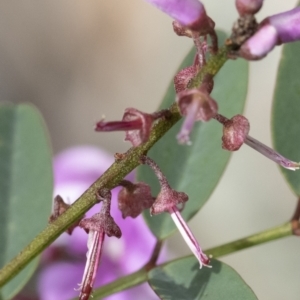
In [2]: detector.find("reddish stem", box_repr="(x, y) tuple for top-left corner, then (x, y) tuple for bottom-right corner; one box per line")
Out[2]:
(95, 119), (142, 132)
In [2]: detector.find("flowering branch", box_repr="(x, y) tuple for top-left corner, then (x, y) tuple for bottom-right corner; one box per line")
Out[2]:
(87, 197), (300, 299)
(88, 220), (294, 300)
(0, 44), (231, 288)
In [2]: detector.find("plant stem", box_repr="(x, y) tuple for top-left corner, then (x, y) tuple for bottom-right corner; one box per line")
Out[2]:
(0, 46), (229, 287)
(83, 268), (148, 300)
(206, 221), (292, 258)
(88, 221), (293, 299)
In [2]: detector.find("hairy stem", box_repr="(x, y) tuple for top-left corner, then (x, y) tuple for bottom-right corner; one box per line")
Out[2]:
(89, 221), (293, 299)
(0, 46), (229, 287)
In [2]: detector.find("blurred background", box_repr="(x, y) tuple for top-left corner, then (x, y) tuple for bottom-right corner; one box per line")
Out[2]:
(0, 0), (299, 299)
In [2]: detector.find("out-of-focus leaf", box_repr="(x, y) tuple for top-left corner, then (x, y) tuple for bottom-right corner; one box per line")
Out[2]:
(272, 41), (300, 195)
(0, 104), (53, 299)
(138, 31), (249, 239)
(148, 257), (257, 300)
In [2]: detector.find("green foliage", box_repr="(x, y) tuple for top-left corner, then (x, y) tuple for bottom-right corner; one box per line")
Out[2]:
(138, 31), (249, 239)
(0, 104), (53, 299)
(272, 41), (300, 196)
(148, 256), (257, 300)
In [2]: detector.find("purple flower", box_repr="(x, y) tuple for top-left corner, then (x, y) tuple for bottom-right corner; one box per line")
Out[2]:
(239, 7), (300, 60)
(144, 0), (211, 31)
(145, 0), (218, 53)
(38, 146), (159, 300)
(95, 108), (154, 147)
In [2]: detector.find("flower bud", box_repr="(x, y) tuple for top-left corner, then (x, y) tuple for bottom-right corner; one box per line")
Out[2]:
(235, 0), (263, 16)
(222, 115), (250, 151)
(239, 7), (300, 60)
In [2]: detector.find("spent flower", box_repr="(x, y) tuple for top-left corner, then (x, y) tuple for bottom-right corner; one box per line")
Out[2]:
(78, 189), (122, 300)
(95, 108), (169, 147)
(140, 155), (210, 268)
(215, 114), (300, 170)
(118, 180), (155, 218)
(176, 74), (217, 145)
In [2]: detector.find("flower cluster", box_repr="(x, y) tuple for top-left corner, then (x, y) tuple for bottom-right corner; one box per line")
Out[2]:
(41, 1), (300, 299)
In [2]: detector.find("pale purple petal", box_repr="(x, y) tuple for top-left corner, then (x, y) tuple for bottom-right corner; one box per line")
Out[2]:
(38, 262), (85, 300)
(51, 146), (132, 254)
(240, 7), (300, 60)
(145, 0), (206, 27)
(54, 146), (114, 187)
(269, 7), (300, 43)
(239, 23), (278, 60)
(38, 259), (130, 300)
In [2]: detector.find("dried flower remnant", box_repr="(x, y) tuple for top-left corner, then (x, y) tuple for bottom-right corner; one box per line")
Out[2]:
(239, 7), (300, 60)
(140, 155), (210, 268)
(78, 189), (122, 300)
(49, 195), (83, 235)
(176, 75), (217, 145)
(172, 20), (193, 38)
(95, 108), (169, 147)
(118, 180), (155, 218)
(229, 14), (258, 49)
(173, 19), (213, 67)
(215, 113), (300, 170)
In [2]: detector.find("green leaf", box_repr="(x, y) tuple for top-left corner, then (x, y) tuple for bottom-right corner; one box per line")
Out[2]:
(137, 31), (249, 239)
(0, 104), (53, 299)
(272, 41), (300, 195)
(148, 257), (257, 300)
